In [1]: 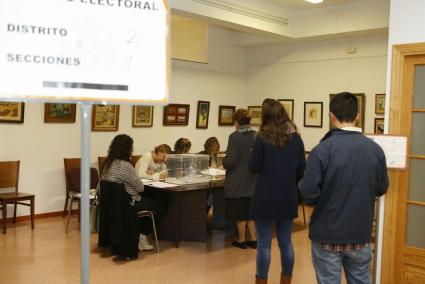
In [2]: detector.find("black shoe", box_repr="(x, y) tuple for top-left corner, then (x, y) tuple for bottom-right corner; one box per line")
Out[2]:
(232, 241), (248, 249)
(246, 240), (257, 249)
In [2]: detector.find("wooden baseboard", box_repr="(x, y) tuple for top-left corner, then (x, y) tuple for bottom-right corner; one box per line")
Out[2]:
(0, 209), (79, 223)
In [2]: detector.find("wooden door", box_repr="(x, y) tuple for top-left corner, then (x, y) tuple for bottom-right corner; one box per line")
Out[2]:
(382, 44), (425, 284)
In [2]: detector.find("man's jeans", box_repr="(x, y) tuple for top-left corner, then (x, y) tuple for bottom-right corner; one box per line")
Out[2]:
(312, 241), (372, 284)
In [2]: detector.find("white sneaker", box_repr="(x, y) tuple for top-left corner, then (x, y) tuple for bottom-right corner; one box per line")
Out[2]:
(138, 234), (154, 251)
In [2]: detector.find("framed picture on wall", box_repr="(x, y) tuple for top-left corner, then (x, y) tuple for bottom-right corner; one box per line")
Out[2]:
(374, 118), (385, 134)
(163, 104), (190, 126)
(329, 93), (365, 130)
(92, 105), (120, 131)
(196, 101), (210, 129)
(248, 106), (262, 126)
(44, 103), (76, 123)
(304, 102), (323, 128)
(375, 94), (386, 115)
(0, 102), (25, 123)
(278, 99), (294, 121)
(218, 105), (236, 126)
(132, 105), (154, 127)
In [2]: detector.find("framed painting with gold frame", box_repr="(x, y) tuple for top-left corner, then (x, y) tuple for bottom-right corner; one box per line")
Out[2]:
(132, 105), (154, 127)
(92, 105), (120, 131)
(0, 102), (25, 123)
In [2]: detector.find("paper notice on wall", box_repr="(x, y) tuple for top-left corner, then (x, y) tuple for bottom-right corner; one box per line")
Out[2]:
(366, 134), (408, 169)
(0, 0), (170, 103)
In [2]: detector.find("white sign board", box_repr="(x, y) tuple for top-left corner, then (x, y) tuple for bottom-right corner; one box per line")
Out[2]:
(0, 0), (170, 103)
(366, 134), (408, 169)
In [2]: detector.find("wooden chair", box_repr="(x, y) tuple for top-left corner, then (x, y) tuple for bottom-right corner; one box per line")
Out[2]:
(0, 161), (35, 234)
(98, 156), (107, 177)
(131, 155), (142, 167)
(65, 167), (99, 232)
(63, 158), (81, 217)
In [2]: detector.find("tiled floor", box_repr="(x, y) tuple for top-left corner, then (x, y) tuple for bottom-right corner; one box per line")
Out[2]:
(0, 207), (346, 284)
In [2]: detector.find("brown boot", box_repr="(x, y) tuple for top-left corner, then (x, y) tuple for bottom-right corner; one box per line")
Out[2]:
(280, 273), (292, 284)
(255, 277), (267, 284)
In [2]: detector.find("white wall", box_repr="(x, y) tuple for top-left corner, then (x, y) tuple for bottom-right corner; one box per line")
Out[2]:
(384, 0), (425, 126)
(246, 34), (388, 150)
(0, 26), (246, 216)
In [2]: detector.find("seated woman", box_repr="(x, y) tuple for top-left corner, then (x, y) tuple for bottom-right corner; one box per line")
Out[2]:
(174, 138), (191, 154)
(199, 137), (221, 168)
(135, 144), (171, 180)
(102, 134), (165, 251)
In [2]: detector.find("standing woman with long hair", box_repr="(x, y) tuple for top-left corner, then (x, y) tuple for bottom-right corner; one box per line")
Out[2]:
(249, 99), (306, 284)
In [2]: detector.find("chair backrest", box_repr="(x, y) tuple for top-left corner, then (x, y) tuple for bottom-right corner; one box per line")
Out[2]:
(0, 161), (19, 192)
(66, 167), (100, 193)
(64, 158), (81, 174)
(98, 156), (107, 177)
(131, 155), (142, 167)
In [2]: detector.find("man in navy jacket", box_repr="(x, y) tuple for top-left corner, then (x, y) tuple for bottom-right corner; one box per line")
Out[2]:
(299, 92), (389, 284)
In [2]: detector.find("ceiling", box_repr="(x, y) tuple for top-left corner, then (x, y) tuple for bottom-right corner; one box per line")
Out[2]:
(265, 0), (355, 9)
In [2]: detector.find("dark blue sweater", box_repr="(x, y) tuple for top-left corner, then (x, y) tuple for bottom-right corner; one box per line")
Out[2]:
(299, 129), (389, 244)
(249, 134), (306, 221)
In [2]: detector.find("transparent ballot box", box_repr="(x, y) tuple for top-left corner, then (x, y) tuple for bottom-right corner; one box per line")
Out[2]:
(165, 154), (210, 184)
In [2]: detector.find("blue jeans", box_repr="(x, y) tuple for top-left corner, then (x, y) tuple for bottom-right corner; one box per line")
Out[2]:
(255, 220), (294, 279)
(312, 241), (372, 284)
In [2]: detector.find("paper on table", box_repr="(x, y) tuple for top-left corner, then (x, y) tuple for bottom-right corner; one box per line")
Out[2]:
(141, 178), (154, 184)
(148, 181), (179, 188)
(200, 168), (226, 176)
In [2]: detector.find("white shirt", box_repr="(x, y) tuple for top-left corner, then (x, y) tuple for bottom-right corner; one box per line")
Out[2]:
(135, 151), (166, 180)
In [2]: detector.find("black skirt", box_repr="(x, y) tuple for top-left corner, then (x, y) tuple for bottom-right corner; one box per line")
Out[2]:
(225, 197), (253, 221)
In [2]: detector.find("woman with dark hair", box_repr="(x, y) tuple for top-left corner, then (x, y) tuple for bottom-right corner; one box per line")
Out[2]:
(249, 99), (306, 284)
(102, 134), (165, 252)
(223, 109), (257, 249)
(199, 137), (220, 168)
(174, 138), (191, 154)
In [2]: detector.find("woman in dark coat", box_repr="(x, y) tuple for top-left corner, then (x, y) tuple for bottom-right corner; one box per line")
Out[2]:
(249, 99), (306, 284)
(223, 109), (257, 249)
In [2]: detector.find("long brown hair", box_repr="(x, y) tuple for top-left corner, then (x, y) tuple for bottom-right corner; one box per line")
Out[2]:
(258, 98), (291, 147)
(104, 134), (133, 173)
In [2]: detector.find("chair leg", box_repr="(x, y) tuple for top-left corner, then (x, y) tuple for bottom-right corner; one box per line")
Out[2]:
(2, 202), (7, 234)
(63, 195), (68, 217)
(66, 197), (73, 233)
(13, 202), (17, 224)
(78, 200), (80, 223)
(150, 213), (160, 253)
(30, 197), (35, 230)
(302, 202), (306, 227)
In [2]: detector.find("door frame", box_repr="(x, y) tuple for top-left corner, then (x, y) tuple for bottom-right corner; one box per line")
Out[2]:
(381, 42), (425, 284)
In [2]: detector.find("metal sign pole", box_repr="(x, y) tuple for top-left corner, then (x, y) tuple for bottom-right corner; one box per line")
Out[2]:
(80, 103), (92, 284)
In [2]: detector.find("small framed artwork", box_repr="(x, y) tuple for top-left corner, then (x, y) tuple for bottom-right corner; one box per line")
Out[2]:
(163, 104), (190, 126)
(248, 106), (262, 126)
(132, 105), (154, 127)
(329, 93), (365, 129)
(44, 103), (76, 123)
(375, 94), (385, 115)
(92, 105), (120, 131)
(374, 118), (385, 134)
(304, 102), (323, 128)
(218, 105), (236, 126)
(0, 102), (25, 123)
(196, 101), (210, 129)
(278, 99), (294, 121)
